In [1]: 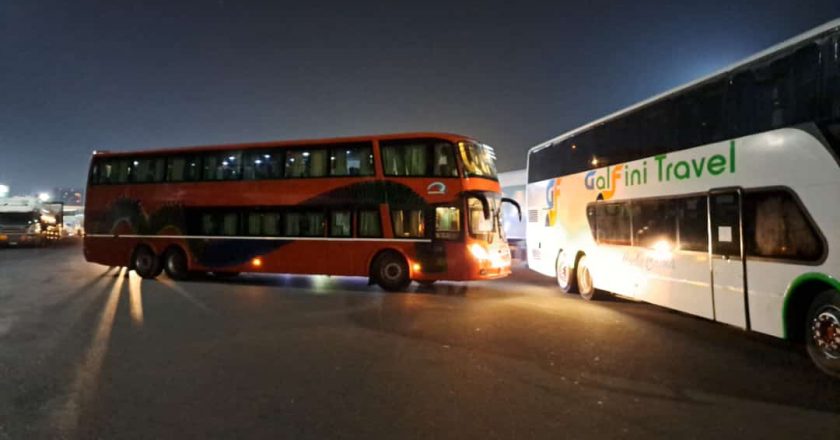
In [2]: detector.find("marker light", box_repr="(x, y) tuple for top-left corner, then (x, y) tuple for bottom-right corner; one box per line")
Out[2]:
(412, 263), (421, 272)
(251, 257), (263, 268)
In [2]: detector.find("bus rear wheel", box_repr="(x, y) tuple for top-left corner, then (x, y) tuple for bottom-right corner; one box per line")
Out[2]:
(163, 247), (190, 281)
(806, 290), (840, 378)
(576, 255), (601, 301)
(373, 252), (410, 292)
(132, 245), (162, 279)
(556, 251), (578, 294)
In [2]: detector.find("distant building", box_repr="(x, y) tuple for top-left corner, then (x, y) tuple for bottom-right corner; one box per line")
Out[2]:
(53, 187), (84, 205)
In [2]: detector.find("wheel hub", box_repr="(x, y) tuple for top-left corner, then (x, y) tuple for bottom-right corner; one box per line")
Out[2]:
(811, 306), (840, 359)
(384, 263), (402, 280)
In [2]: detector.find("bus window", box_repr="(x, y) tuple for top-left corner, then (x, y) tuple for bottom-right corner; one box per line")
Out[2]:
(468, 197), (494, 238)
(744, 189), (823, 261)
(678, 197), (708, 252)
(200, 212), (239, 236)
(595, 203), (631, 245)
(286, 149), (328, 178)
(246, 211), (281, 236)
(103, 159), (129, 184)
(459, 142), (498, 178)
(632, 199), (677, 249)
(435, 206), (461, 240)
(392, 209), (425, 238)
(382, 143), (427, 176)
(358, 210), (382, 238)
(243, 150), (284, 180)
(331, 145), (374, 176)
(130, 157), (165, 183)
(433, 142), (458, 177)
(285, 211), (325, 237)
(203, 151), (242, 181)
(330, 210), (352, 237)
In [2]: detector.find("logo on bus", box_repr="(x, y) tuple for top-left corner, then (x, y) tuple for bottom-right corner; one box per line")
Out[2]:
(545, 178), (561, 226)
(427, 182), (447, 195)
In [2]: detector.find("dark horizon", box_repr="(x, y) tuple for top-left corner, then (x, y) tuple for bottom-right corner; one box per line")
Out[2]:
(2, 0), (839, 194)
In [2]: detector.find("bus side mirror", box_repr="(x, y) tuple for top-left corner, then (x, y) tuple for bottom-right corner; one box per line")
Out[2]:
(501, 197), (522, 221)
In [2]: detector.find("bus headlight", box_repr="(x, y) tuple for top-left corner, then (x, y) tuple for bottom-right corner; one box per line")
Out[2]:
(469, 243), (489, 261)
(27, 223), (41, 234)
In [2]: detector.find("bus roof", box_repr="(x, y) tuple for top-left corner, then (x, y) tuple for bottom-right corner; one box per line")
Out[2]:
(529, 17), (840, 155)
(92, 132), (475, 158)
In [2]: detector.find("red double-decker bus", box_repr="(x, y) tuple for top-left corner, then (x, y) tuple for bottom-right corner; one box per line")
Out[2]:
(83, 133), (518, 290)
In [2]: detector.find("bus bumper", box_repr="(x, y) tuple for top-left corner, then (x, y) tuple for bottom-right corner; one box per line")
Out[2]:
(0, 233), (42, 246)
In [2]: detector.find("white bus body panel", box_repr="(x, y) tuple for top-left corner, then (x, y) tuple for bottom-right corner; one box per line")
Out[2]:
(526, 128), (840, 338)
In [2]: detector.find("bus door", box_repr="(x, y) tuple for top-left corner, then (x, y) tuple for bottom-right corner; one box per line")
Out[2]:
(709, 190), (748, 329)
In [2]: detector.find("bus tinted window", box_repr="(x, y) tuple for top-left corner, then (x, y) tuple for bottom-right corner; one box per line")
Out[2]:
(286, 149), (328, 178)
(595, 203), (631, 245)
(102, 159), (129, 184)
(203, 151), (242, 181)
(246, 211), (281, 236)
(201, 212), (239, 236)
(243, 150), (284, 180)
(678, 197), (708, 251)
(130, 157), (165, 183)
(358, 210), (382, 237)
(744, 189), (823, 261)
(166, 156), (202, 182)
(330, 210), (352, 237)
(433, 142), (458, 177)
(435, 206), (461, 240)
(285, 211), (325, 236)
(382, 143), (427, 176)
(392, 209), (425, 238)
(331, 145), (374, 176)
(632, 199), (677, 249)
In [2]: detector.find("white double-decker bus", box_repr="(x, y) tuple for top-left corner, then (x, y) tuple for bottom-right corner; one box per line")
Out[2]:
(526, 19), (840, 376)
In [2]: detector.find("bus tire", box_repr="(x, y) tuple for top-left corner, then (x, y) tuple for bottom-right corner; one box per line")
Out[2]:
(131, 245), (162, 279)
(576, 255), (600, 301)
(556, 251), (578, 294)
(163, 247), (190, 281)
(372, 251), (410, 292)
(805, 290), (840, 378)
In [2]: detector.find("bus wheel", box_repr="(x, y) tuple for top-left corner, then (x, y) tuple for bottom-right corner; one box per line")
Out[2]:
(805, 290), (840, 378)
(576, 255), (600, 301)
(556, 251), (578, 294)
(373, 252), (410, 292)
(132, 246), (162, 279)
(163, 247), (190, 281)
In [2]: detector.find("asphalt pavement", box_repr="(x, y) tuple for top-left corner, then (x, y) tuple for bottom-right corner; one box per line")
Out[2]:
(0, 243), (838, 439)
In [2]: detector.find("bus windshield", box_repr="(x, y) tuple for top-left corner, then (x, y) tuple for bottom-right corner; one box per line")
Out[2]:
(459, 142), (498, 179)
(468, 194), (503, 241)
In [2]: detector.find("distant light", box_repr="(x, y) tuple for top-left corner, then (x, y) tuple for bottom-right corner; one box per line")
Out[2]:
(302, 152), (310, 157)
(38, 192), (50, 202)
(228, 156), (236, 161)
(571, 144), (577, 150)
(255, 159), (263, 165)
(264, 154), (270, 159)
(0, 184), (8, 197)
(591, 157), (599, 166)
(222, 161), (229, 166)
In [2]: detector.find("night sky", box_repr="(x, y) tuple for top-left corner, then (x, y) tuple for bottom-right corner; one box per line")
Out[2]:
(2, 0), (839, 194)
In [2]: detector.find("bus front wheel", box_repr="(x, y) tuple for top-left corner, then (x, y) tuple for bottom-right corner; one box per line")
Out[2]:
(163, 247), (190, 281)
(556, 251), (578, 294)
(372, 252), (410, 292)
(806, 290), (840, 378)
(576, 255), (601, 301)
(132, 245), (162, 279)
